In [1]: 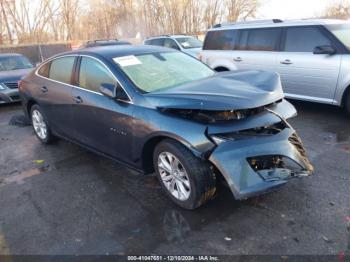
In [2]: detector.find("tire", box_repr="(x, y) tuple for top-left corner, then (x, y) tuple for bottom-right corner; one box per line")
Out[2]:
(30, 104), (56, 144)
(153, 139), (216, 210)
(345, 92), (350, 116)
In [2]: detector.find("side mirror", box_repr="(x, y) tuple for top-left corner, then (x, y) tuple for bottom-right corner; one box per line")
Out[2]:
(100, 83), (116, 98)
(313, 45), (336, 55)
(115, 84), (129, 101)
(100, 83), (129, 101)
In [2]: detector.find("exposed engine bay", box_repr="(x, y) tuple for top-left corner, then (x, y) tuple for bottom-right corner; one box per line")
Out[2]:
(161, 100), (282, 124)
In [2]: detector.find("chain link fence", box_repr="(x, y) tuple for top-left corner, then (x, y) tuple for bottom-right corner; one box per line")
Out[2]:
(0, 43), (72, 64)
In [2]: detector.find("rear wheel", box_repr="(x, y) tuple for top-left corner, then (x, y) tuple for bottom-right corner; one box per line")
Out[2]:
(345, 92), (350, 116)
(30, 104), (55, 144)
(154, 139), (216, 209)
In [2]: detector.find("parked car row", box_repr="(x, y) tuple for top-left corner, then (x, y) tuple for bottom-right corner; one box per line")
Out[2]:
(3, 19), (350, 115)
(2, 18), (350, 209)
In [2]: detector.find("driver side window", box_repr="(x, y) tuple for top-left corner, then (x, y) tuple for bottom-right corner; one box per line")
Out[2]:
(78, 57), (116, 92)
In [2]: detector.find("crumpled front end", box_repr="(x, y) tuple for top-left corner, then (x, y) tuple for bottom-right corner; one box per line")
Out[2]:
(207, 99), (313, 200)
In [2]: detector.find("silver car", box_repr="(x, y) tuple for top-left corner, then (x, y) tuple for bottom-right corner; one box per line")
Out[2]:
(144, 35), (202, 57)
(199, 19), (350, 114)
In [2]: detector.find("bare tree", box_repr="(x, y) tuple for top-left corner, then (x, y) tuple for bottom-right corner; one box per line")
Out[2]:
(60, 0), (80, 40)
(0, 0), (14, 44)
(323, 0), (350, 19)
(0, 0), (263, 45)
(203, 0), (223, 29)
(226, 0), (260, 22)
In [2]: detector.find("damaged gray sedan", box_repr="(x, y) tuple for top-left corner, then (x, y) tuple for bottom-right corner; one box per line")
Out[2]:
(19, 46), (313, 209)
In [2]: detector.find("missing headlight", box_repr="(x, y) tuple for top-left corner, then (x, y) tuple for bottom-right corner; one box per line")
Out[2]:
(160, 100), (282, 124)
(211, 121), (287, 142)
(248, 155), (303, 172)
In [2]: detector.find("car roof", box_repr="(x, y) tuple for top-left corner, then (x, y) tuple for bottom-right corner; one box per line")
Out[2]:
(0, 53), (25, 57)
(208, 19), (347, 31)
(83, 39), (131, 47)
(146, 35), (188, 40)
(52, 45), (174, 60)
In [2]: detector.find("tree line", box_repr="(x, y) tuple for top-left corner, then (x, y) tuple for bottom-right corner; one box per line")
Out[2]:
(0, 0), (260, 45)
(0, 0), (350, 46)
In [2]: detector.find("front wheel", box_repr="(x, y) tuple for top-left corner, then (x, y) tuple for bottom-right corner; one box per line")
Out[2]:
(153, 139), (216, 210)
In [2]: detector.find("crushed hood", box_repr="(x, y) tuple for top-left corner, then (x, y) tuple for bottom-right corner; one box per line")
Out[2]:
(144, 70), (284, 111)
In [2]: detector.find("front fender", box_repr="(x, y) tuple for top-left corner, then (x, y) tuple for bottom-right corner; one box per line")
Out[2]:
(142, 131), (209, 158)
(131, 106), (215, 166)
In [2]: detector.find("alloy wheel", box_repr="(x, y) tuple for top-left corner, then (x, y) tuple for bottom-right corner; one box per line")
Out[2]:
(32, 109), (47, 140)
(158, 152), (191, 201)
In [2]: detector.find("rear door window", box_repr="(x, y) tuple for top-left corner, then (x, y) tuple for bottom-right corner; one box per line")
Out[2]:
(284, 26), (331, 52)
(237, 28), (281, 51)
(48, 56), (75, 84)
(203, 29), (237, 50)
(37, 62), (51, 78)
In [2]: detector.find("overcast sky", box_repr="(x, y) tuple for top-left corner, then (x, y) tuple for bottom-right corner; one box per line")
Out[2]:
(258, 0), (332, 19)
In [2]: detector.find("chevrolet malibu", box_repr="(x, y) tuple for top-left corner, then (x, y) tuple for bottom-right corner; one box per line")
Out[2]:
(19, 45), (313, 209)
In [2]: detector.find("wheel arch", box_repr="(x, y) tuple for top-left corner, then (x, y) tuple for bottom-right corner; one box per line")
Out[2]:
(141, 133), (202, 174)
(341, 84), (350, 107)
(214, 66), (230, 72)
(26, 99), (38, 119)
(209, 59), (237, 72)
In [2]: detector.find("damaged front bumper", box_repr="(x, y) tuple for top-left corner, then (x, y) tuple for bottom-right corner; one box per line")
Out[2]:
(207, 100), (313, 200)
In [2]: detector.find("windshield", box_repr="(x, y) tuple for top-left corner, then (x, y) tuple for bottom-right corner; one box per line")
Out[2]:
(114, 51), (214, 93)
(175, 37), (203, 49)
(0, 55), (33, 71)
(326, 23), (350, 50)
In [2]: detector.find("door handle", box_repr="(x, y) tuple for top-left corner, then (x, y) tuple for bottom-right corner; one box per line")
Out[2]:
(234, 57), (243, 62)
(280, 59), (293, 65)
(73, 96), (83, 103)
(41, 86), (48, 93)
